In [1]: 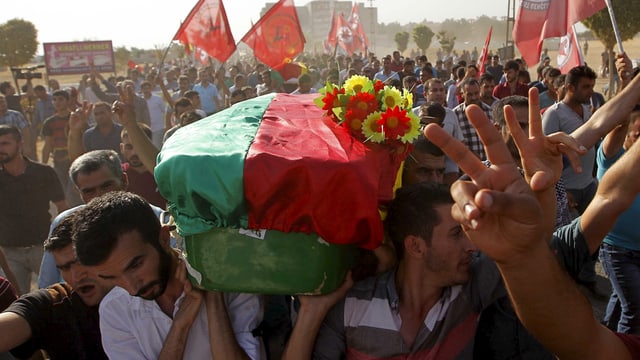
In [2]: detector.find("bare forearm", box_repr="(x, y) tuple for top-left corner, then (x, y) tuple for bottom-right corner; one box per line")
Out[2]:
(41, 140), (51, 164)
(498, 244), (629, 360)
(282, 305), (328, 360)
(572, 74), (640, 148)
(124, 123), (159, 172)
(158, 321), (192, 360)
(0, 313), (32, 352)
(205, 292), (250, 360)
(67, 129), (85, 163)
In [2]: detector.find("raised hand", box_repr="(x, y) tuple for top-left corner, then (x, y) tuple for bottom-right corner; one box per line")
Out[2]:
(424, 105), (544, 265)
(69, 100), (92, 133)
(505, 87), (585, 192)
(111, 83), (137, 127)
(173, 259), (204, 328)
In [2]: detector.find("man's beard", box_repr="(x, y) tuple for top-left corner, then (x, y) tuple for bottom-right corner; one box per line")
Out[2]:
(135, 247), (173, 300)
(0, 151), (18, 164)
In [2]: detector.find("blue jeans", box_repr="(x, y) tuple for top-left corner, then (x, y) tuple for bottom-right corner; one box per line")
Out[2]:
(599, 243), (640, 334)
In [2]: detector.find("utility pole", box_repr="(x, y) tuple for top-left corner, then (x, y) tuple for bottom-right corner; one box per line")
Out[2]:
(367, 0), (376, 53)
(505, 0), (516, 60)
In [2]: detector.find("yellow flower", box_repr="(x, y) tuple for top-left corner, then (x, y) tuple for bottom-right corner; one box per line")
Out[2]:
(343, 75), (373, 94)
(362, 111), (386, 143)
(402, 88), (414, 109)
(400, 111), (421, 144)
(380, 86), (403, 110)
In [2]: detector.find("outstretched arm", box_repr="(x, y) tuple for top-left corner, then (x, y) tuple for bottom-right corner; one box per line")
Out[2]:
(111, 84), (159, 172)
(571, 52), (638, 149)
(424, 100), (631, 360)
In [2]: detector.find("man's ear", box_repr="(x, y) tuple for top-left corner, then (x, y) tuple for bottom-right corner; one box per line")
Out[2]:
(159, 225), (172, 250)
(404, 235), (426, 259)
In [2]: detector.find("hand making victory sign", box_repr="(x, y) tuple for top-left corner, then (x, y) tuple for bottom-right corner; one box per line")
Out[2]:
(424, 87), (585, 265)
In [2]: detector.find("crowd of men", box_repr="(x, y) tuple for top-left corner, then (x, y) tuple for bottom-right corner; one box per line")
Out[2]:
(1, 46), (640, 359)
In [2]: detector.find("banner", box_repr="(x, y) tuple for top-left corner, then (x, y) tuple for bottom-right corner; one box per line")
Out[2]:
(240, 0), (305, 69)
(513, 0), (605, 66)
(557, 25), (583, 73)
(43, 41), (115, 75)
(173, 0), (236, 63)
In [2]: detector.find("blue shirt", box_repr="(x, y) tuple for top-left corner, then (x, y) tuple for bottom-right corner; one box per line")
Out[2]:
(193, 82), (219, 115)
(597, 146), (640, 250)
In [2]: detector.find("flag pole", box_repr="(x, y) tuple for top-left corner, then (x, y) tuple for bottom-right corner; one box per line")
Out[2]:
(604, 0), (624, 54)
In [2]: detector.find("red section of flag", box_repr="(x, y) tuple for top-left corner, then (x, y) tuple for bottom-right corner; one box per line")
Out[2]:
(244, 94), (403, 250)
(478, 26), (492, 76)
(173, 0), (236, 63)
(348, 3), (369, 54)
(241, 0), (305, 69)
(557, 26), (583, 73)
(327, 10), (338, 48)
(334, 13), (360, 56)
(127, 60), (137, 69)
(513, 0), (605, 66)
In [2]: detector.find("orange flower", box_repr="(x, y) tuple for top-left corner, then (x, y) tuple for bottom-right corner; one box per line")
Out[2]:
(376, 106), (412, 141)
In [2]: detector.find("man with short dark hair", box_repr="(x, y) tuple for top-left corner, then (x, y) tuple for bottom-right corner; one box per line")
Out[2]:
(0, 125), (67, 294)
(73, 191), (264, 359)
(0, 216), (110, 359)
(493, 60), (529, 99)
(402, 136), (446, 185)
(453, 78), (494, 160)
(0, 94), (33, 159)
(68, 102), (122, 162)
(479, 73), (498, 108)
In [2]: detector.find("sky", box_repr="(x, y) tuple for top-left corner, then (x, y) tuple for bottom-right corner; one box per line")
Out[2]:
(1, 0), (508, 52)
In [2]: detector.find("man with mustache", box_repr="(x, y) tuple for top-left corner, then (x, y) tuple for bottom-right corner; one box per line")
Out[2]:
(0, 216), (110, 359)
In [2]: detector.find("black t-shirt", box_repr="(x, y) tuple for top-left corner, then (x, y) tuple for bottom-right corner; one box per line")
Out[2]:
(0, 159), (65, 247)
(6, 283), (107, 360)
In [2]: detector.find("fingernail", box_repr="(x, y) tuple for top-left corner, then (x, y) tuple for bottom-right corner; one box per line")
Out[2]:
(576, 166), (583, 173)
(464, 204), (475, 217)
(579, 145), (587, 152)
(470, 219), (478, 229)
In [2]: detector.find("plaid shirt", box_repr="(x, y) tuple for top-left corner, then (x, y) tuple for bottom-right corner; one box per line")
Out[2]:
(453, 102), (494, 161)
(0, 109), (28, 129)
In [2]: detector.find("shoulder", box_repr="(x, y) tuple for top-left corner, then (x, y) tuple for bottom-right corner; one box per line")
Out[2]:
(99, 287), (132, 314)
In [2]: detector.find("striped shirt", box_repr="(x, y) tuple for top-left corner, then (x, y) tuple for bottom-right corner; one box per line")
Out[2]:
(453, 102), (494, 161)
(313, 257), (504, 359)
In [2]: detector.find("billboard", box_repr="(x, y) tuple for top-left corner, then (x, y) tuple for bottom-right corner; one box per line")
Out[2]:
(43, 40), (115, 75)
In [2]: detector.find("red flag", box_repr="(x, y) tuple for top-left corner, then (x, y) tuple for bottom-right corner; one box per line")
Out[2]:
(241, 0), (305, 69)
(334, 13), (360, 56)
(557, 25), (583, 73)
(477, 26), (492, 76)
(327, 10), (338, 48)
(347, 3), (369, 54)
(173, 0), (236, 63)
(513, 0), (605, 66)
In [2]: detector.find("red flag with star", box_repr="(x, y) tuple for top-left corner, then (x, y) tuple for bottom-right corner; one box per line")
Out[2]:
(173, 0), (236, 63)
(240, 0), (306, 69)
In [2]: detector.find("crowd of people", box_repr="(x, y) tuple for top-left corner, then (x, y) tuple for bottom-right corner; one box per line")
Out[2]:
(0, 46), (640, 359)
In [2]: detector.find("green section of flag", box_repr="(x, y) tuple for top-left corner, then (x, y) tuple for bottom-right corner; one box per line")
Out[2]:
(155, 93), (276, 236)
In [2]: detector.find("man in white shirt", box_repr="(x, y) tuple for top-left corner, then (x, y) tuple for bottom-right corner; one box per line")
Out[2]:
(73, 191), (264, 359)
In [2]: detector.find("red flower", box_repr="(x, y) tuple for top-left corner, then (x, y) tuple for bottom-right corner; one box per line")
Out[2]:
(345, 92), (378, 121)
(376, 106), (411, 141)
(321, 87), (345, 112)
(373, 80), (385, 92)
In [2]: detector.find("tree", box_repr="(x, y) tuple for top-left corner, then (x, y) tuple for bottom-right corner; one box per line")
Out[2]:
(113, 46), (131, 72)
(394, 31), (410, 53)
(436, 30), (457, 55)
(0, 19), (38, 67)
(582, 0), (640, 97)
(413, 25), (435, 55)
